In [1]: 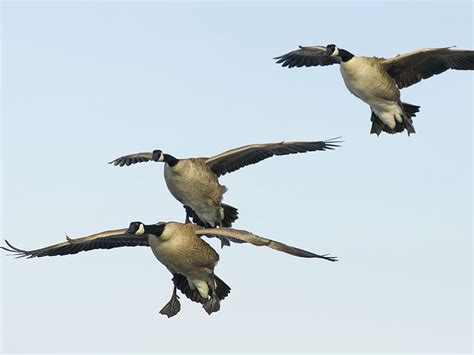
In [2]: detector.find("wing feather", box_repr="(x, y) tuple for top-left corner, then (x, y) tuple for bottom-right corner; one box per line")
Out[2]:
(194, 227), (337, 261)
(205, 138), (341, 177)
(382, 47), (474, 88)
(1, 228), (149, 259)
(274, 45), (339, 68)
(109, 152), (153, 167)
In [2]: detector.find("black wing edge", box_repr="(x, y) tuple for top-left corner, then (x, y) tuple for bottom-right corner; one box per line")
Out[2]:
(273, 45), (306, 60)
(273, 45), (337, 68)
(2, 239), (35, 259)
(320, 137), (343, 151)
(313, 253), (338, 262)
(108, 155), (151, 167)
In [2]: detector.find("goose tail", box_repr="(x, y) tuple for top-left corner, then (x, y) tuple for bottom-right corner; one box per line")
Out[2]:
(221, 203), (239, 227)
(214, 275), (231, 300)
(370, 102), (420, 136)
(172, 274), (207, 304)
(401, 102), (420, 135)
(172, 273), (231, 303)
(184, 204), (238, 228)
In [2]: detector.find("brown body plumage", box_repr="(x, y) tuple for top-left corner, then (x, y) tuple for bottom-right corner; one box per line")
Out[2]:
(164, 160), (227, 228)
(1, 221), (337, 317)
(109, 140), (339, 228)
(275, 44), (474, 135)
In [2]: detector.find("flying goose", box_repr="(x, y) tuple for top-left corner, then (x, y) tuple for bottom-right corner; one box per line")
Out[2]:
(109, 139), (340, 235)
(2, 221), (337, 317)
(275, 45), (474, 135)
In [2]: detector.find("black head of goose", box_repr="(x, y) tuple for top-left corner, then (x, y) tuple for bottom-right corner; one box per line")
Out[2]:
(2, 221), (337, 317)
(109, 139), (340, 235)
(275, 44), (474, 136)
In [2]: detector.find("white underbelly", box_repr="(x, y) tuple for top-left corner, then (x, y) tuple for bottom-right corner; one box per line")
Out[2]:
(370, 100), (404, 129)
(340, 62), (402, 129)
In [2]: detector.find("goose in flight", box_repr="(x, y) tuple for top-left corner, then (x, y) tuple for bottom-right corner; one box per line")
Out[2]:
(109, 139), (340, 236)
(2, 221), (337, 317)
(275, 45), (474, 135)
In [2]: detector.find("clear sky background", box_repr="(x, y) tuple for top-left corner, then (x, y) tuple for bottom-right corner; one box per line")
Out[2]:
(1, 1), (472, 353)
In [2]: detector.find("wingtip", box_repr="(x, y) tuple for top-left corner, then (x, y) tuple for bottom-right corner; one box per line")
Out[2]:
(324, 136), (343, 149)
(4, 239), (22, 251)
(316, 253), (339, 262)
(2, 239), (28, 257)
(1, 240), (14, 253)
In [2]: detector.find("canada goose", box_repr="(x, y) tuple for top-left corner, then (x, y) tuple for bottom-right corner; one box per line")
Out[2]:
(275, 45), (474, 135)
(109, 139), (340, 235)
(2, 221), (337, 317)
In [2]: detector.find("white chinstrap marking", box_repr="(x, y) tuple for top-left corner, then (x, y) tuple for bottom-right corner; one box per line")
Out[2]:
(135, 223), (145, 235)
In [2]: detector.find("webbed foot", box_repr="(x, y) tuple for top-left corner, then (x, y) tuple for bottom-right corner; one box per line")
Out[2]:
(203, 297), (220, 315)
(219, 237), (230, 248)
(159, 294), (181, 318)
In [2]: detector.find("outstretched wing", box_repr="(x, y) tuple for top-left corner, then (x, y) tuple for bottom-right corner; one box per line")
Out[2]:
(274, 45), (339, 68)
(205, 138), (340, 177)
(382, 47), (474, 89)
(1, 228), (149, 258)
(194, 227), (337, 261)
(109, 152), (153, 167)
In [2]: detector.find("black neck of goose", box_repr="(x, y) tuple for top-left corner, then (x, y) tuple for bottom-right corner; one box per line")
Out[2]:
(163, 154), (179, 167)
(339, 49), (354, 62)
(144, 223), (165, 236)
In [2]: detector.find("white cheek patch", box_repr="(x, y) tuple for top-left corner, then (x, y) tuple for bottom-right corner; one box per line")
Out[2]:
(136, 223), (145, 235)
(332, 46), (339, 57)
(158, 152), (165, 162)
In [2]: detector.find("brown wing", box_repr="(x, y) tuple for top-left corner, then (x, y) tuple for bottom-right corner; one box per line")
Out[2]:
(109, 152), (153, 167)
(382, 47), (474, 89)
(205, 138), (341, 177)
(274, 45), (340, 68)
(1, 228), (149, 258)
(194, 227), (337, 261)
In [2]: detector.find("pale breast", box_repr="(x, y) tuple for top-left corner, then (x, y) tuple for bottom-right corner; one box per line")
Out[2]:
(164, 159), (226, 207)
(148, 223), (219, 278)
(340, 57), (400, 103)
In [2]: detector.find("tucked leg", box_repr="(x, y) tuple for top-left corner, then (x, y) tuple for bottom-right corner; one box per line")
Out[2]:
(159, 285), (181, 318)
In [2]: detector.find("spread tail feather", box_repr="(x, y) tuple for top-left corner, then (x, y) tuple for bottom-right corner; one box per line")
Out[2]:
(184, 205), (211, 227)
(221, 203), (239, 227)
(214, 275), (231, 300)
(184, 204), (239, 228)
(370, 102), (420, 136)
(172, 273), (231, 304)
(173, 274), (208, 304)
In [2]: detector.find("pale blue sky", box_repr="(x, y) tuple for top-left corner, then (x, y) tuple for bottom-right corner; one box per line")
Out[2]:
(1, 1), (472, 353)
